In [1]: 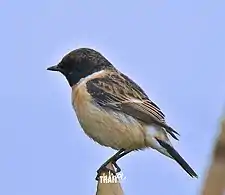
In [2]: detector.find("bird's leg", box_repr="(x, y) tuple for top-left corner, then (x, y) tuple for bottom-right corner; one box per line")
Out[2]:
(96, 149), (125, 181)
(114, 150), (132, 162)
(95, 149), (132, 181)
(111, 150), (132, 172)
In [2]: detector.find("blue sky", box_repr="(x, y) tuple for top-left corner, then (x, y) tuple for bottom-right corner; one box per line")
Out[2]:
(1, 0), (225, 194)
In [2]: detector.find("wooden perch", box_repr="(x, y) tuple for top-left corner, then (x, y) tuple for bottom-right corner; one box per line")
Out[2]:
(96, 162), (124, 195)
(201, 117), (225, 195)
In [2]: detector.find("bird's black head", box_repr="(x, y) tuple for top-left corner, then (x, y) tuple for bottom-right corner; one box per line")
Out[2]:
(47, 48), (114, 87)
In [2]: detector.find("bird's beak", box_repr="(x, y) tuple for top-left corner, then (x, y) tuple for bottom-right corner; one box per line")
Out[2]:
(47, 65), (60, 72)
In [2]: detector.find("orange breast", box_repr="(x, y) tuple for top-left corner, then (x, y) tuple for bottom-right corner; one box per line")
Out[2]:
(71, 70), (106, 116)
(70, 71), (147, 150)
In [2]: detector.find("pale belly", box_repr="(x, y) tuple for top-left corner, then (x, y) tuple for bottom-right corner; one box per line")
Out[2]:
(73, 100), (148, 150)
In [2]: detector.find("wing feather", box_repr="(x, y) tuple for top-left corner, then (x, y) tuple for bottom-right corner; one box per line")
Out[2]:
(86, 71), (180, 140)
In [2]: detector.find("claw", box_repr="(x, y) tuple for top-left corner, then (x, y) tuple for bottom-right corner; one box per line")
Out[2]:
(95, 166), (116, 181)
(112, 161), (121, 173)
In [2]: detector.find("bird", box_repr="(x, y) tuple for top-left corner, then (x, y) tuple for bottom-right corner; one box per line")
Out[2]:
(47, 47), (198, 180)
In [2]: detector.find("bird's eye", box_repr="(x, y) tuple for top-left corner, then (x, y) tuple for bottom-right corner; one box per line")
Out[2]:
(60, 59), (72, 72)
(58, 62), (64, 69)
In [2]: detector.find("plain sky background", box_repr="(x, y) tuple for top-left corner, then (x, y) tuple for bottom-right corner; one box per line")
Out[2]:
(1, 0), (225, 195)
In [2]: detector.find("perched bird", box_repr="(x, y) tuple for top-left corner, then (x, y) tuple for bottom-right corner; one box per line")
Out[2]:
(47, 48), (198, 179)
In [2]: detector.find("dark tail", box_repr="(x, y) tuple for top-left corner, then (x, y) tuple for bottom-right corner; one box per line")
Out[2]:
(156, 138), (198, 178)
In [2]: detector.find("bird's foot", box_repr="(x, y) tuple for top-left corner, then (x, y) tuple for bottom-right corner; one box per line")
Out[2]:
(95, 166), (116, 181)
(95, 161), (121, 181)
(112, 161), (121, 173)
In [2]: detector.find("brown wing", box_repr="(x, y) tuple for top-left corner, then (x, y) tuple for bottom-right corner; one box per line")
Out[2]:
(86, 71), (180, 140)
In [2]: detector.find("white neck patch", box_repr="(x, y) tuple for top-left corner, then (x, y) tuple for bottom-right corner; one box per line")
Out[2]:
(76, 70), (105, 87)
